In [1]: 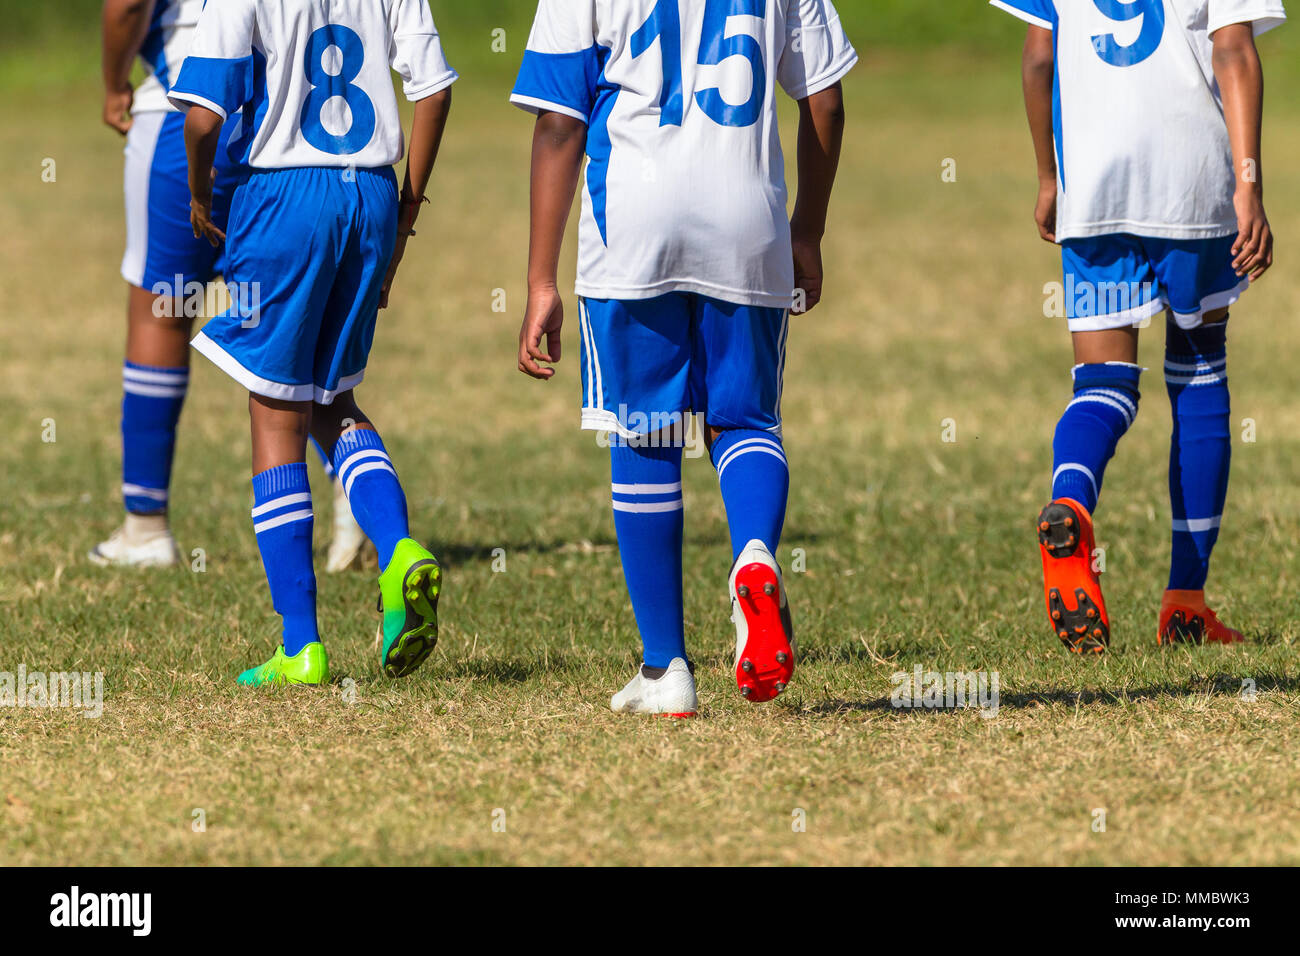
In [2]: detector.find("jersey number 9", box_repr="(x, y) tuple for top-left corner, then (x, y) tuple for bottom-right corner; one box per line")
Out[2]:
(1090, 0), (1165, 67)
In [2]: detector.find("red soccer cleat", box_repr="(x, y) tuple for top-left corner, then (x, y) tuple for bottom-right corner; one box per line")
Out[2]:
(1037, 498), (1109, 654)
(729, 540), (795, 702)
(1158, 590), (1244, 646)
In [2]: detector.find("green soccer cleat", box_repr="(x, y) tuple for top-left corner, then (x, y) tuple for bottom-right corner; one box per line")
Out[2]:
(377, 538), (443, 678)
(236, 642), (331, 688)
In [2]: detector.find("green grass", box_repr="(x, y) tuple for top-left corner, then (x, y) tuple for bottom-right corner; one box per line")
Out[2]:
(3, 8), (1300, 865)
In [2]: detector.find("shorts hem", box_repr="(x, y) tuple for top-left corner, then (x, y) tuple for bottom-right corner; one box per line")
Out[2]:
(192, 331), (365, 404)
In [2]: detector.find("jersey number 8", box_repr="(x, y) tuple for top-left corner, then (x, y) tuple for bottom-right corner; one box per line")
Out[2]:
(632, 0), (767, 129)
(1091, 0), (1165, 67)
(301, 25), (377, 155)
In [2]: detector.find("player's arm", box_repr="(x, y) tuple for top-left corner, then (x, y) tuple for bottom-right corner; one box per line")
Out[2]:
(1213, 22), (1272, 280)
(1022, 25), (1057, 243)
(790, 82), (846, 315)
(518, 111), (586, 381)
(381, 88), (454, 309)
(182, 105), (226, 247)
(101, 0), (156, 135)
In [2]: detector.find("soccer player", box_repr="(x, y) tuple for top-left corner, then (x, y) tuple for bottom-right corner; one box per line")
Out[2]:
(97, 0), (366, 572)
(166, 0), (457, 685)
(512, 0), (856, 714)
(992, 0), (1283, 650)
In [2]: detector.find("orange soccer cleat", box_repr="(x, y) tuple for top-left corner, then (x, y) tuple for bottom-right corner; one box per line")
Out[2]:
(1157, 590), (1244, 646)
(1036, 498), (1109, 654)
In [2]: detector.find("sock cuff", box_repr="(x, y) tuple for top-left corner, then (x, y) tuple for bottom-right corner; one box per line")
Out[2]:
(1071, 362), (1142, 398)
(1166, 323), (1228, 362)
(252, 462), (310, 502)
(710, 429), (787, 475)
(123, 361), (189, 398)
(331, 427), (386, 467)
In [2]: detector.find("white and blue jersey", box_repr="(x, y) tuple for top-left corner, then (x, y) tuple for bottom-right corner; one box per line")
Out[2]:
(991, 0), (1286, 241)
(168, 0), (457, 169)
(131, 0), (204, 115)
(167, 0), (457, 405)
(511, 0), (857, 309)
(993, 0), (1286, 329)
(121, 0), (242, 290)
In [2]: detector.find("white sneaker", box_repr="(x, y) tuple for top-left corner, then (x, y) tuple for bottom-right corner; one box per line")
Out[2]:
(325, 477), (370, 573)
(610, 657), (698, 717)
(729, 539), (795, 703)
(88, 514), (181, 568)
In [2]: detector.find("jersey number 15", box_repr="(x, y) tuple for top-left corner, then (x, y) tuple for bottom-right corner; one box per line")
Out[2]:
(632, 0), (767, 129)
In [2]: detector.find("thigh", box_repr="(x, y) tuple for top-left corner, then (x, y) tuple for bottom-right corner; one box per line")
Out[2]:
(579, 294), (694, 439)
(693, 297), (787, 433)
(1146, 236), (1245, 330)
(1061, 235), (1162, 333)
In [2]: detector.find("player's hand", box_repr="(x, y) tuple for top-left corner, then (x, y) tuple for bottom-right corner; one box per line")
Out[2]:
(380, 232), (410, 309)
(1034, 180), (1057, 243)
(190, 197), (225, 247)
(103, 86), (134, 136)
(518, 284), (564, 380)
(792, 234), (823, 314)
(1232, 187), (1273, 281)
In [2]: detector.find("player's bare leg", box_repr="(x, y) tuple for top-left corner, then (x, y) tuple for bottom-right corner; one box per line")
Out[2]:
(91, 287), (192, 568)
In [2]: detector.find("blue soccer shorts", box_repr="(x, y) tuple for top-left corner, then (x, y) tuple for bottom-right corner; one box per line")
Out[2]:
(578, 294), (789, 439)
(1061, 234), (1248, 333)
(120, 110), (241, 291)
(191, 166), (399, 405)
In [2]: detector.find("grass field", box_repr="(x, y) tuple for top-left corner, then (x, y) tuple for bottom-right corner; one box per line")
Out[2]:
(2, 3), (1300, 866)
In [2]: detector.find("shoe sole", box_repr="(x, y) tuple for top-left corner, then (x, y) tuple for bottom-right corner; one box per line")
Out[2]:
(733, 563), (795, 703)
(383, 560), (442, 679)
(87, 548), (179, 569)
(1037, 502), (1108, 655)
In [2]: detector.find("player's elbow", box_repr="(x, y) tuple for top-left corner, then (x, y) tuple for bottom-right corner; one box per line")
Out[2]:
(804, 84), (846, 128)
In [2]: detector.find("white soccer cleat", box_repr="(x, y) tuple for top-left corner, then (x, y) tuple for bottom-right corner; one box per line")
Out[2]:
(325, 477), (370, 573)
(88, 514), (181, 569)
(610, 657), (698, 717)
(730, 539), (796, 703)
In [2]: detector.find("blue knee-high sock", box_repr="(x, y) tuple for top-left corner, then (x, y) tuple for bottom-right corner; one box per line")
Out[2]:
(330, 429), (410, 570)
(1166, 319), (1231, 591)
(1050, 363), (1142, 513)
(121, 361), (188, 514)
(710, 429), (789, 560)
(251, 463), (318, 656)
(610, 440), (686, 668)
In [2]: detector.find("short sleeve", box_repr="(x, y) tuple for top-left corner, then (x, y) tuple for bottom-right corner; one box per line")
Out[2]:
(510, 0), (601, 123)
(389, 0), (459, 101)
(988, 0), (1057, 31)
(1207, 0), (1287, 36)
(167, 0), (257, 119)
(778, 0), (860, 100)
